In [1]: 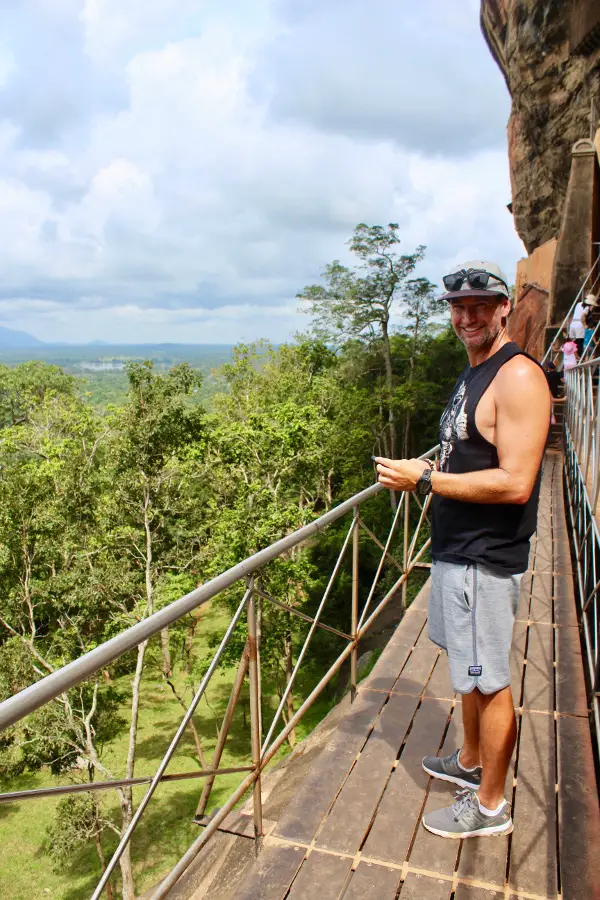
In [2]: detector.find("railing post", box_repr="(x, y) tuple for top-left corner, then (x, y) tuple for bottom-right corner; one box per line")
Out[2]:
(593, 365), (600, 514)
(583, 367), (592, 481)
(90, 591), (250, 900)
(256, 588), (263, 742)
(194, 641), (249, 820)
(246, 574), (263, 843)
(350, 506), (359, 703)
(402, 491), (410, 612)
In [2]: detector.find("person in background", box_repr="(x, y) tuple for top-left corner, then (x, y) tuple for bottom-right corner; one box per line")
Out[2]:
(569, 294), (587, 356)
(543, 360), (563, 426)
(582, 294), (600, 355)
(561, 337), (578, 372)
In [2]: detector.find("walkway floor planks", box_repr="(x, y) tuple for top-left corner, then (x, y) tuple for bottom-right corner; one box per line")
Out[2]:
(230, 452), (600, 900)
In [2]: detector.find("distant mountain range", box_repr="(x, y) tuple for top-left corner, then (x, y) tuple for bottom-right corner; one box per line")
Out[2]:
(0, 327), (235, 350)
(0, 326), (44, 348)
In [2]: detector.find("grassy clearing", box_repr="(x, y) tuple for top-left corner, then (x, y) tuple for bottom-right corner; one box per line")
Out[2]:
(0, 601), (339, 900)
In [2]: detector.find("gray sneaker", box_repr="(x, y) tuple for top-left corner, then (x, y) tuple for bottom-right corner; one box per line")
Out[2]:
(422, 789), (513, 839)
(422, 749), (482, 790)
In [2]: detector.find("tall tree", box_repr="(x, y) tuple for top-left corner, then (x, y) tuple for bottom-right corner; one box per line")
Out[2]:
(100, 361), (207, 893)
(204, 340), (370, 746)
(298, 223), (425, 463)
(394, 277), (448, 455)
(0, 390), (125, 896)
(0, 362), (210, 899)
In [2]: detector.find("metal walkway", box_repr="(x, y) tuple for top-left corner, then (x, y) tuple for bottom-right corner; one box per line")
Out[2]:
(230, 452), (600, 900)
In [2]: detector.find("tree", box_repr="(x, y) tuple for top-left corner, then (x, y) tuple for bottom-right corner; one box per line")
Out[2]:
(96, 361), (208, 894)
(0, 390), (124, 897)
(46, 795), (117, 900)
(0, 361), (77, 428)
(203, 340), (370, 746)
(0, 361), (210, 899)
(393, 276), (448, 455)
(402, 325), (467, 453)
(298, 223), (426, 463)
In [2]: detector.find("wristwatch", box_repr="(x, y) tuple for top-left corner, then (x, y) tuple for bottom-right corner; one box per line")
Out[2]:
(416, 467), (433, 495)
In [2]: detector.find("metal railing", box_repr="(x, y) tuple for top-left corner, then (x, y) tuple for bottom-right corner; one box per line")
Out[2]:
(0, 447), (437, 899)
(581, 318), (600, 363)
(541, 252), (600, 366)
(563, 356), (600, 751)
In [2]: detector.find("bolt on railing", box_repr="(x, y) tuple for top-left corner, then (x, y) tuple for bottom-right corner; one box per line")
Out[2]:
(0, 446), (438, 900)
(563, 356), (600, 753)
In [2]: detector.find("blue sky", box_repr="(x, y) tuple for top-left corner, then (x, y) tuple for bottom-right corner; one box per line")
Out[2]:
(0, 0), (523, 344)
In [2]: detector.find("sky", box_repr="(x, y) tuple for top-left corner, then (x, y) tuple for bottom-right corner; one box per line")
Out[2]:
(0, 0), (524, 345)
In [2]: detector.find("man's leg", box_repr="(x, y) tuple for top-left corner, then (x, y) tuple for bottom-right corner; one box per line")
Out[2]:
(476, 685), (517, 809)
(459, 689), (481, 769)
(422, 562), (484, 790)
(422, 564), (520, 837)
(422, 684), (516, 837)
(455, 684), (516, 799)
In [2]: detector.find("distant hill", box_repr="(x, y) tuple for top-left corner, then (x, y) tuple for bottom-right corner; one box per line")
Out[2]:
(0, 326), (44, 348)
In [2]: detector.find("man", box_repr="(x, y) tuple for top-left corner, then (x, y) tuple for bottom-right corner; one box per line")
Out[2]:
(375, 261), (550, 839)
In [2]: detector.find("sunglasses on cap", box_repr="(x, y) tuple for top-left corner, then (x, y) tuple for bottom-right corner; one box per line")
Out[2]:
(442, 268), (509, 294)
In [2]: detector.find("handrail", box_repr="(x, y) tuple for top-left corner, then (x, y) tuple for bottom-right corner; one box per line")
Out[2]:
(0, 481), (386, 732)
(0, 446), (437, 735)
(563, 355), (600, 754)
(572, 354), (600, 370)
(541, 255), (600, 365)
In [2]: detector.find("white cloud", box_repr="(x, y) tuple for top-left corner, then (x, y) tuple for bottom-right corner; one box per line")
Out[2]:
(0, 45), (16, 89)
(257, 0), (510, 155)
(80, 0), (203, 64)
(0, 0), (522, 344)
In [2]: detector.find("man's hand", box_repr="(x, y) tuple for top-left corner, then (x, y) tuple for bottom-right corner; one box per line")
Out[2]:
(374, 457), (430, 492)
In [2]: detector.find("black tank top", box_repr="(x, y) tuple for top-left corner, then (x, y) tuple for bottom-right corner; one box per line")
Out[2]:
(431, 342), (541, 575)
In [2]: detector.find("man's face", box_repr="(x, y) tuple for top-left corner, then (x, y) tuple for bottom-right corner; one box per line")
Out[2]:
(449, 294), (510, 351)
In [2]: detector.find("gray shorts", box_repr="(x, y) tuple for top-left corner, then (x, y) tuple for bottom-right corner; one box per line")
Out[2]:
(428, 560), (522, 695)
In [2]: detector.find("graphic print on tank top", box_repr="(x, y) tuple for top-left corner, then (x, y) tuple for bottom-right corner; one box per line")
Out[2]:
(439, 377), (469, 472)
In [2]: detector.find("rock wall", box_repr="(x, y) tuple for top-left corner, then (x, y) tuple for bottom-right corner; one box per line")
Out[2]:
(508, 238), (555, 355)
(508, 283), (550, 357)
(481, 0), (600, 254)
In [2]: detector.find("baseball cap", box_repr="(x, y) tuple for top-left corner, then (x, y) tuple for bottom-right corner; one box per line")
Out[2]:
(440, 260), (510, 302)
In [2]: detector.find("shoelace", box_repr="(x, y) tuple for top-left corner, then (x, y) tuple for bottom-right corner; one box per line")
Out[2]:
(452, 788), (477, 821)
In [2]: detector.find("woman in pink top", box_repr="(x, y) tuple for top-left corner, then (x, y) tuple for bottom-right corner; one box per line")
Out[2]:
(561, 339), (579, 371)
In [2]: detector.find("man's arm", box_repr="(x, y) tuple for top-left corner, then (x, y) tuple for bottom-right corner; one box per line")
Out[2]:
(376, 357), (551, 504)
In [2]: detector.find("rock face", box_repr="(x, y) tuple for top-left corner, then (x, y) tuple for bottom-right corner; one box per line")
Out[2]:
(481, 0), (600, 254)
